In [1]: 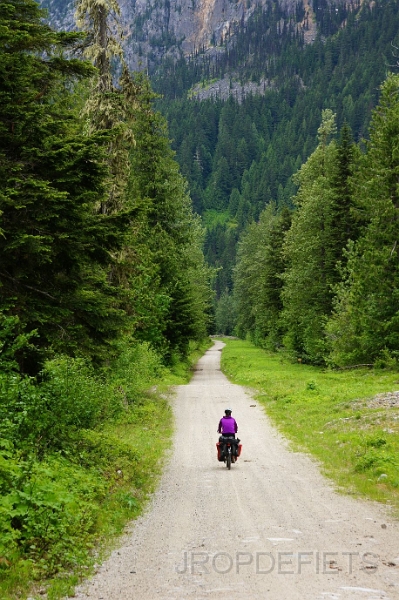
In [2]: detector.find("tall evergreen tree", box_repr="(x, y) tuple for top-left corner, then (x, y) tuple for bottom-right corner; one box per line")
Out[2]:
(282, 110), (339, 362)
(125, 76), (212, 357)
(75, 0), (134, 214)
(329, 122), (359, 259)
(234, 204), (291, 347)
(0, 0), (127, 372)
(328, 74), (399, 365)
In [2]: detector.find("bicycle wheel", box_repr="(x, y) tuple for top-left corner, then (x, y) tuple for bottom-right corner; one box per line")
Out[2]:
(226, 449), (231, 470)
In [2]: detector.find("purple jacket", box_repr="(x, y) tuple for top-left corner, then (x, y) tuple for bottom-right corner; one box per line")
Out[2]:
(218, 416), (238, 434)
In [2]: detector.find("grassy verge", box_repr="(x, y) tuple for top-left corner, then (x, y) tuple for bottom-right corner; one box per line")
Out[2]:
(0, 338), (211, 600)
(220, 338), (399, 511)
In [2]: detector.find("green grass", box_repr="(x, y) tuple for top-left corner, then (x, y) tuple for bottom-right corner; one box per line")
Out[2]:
(187, 78), (220, 98)
(0, 339), (212, 600)
(220, 338), (399, 511)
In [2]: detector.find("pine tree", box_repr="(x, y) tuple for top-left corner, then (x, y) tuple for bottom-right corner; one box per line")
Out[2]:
(329, 122), (359, 257)
(215, 290), (237, 335)
(75, 0), (134, 214)
(233, 221), (261, 339)
(126, 76), (212, 357)
(234, 204), (291, 347)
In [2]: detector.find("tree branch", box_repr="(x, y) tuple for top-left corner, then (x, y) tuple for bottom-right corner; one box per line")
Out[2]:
(0, 272), (57, 300)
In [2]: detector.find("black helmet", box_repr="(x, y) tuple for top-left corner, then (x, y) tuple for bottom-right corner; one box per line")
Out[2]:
(225, 408), (232, 414)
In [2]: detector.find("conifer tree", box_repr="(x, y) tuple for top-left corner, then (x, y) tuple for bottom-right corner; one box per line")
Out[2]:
(74, 0), (212, 359)
(234, 204), (291, 347)
(126, 76), (212, 357)
(329, 122), (359, 258)
(328, 74), (399, 365)
(215, 290), (237, 335)
(0, 0), (127, 372)
(75, 0), (135, 214)
(233, 221), (261, 338)
(282, 110), (339, 362)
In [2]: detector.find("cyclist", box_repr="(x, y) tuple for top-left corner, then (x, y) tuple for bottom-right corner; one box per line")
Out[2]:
(218, 409), (238, 457)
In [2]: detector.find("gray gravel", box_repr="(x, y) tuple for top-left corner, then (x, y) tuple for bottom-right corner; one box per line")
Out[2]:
(71, 341), (399, 600)
(367, 392), (399, 409)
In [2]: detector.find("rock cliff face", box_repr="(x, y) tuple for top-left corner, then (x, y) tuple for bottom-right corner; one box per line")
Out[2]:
(41, 0), (350, 71)
(124, 0), (275, 69)
(126, 0), (267, 55)
(41, 0), (308, 70)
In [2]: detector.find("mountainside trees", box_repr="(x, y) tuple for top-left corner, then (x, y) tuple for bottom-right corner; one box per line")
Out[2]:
(156, 0), (399, 307)
(233, 75), (399, 367)
(234, 204), (291, 348)
(0, 2), (211, 587)
(126, 77), (212, 356)
(282, 111), (358, 363)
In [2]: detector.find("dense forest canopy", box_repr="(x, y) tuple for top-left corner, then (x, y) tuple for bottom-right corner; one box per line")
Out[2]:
(233, 75), (399, 368)
(154, 0), (399, 302)
(2, 0), (399, 592)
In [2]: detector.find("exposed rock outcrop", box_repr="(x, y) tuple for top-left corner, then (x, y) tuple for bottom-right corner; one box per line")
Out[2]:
(41, 0), (306, 70)
(40, 0), (353, 72)
(188, 75), (277, 102)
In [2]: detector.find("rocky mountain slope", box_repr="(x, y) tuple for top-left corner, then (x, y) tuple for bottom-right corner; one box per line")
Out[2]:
(40, 0), (350, 71)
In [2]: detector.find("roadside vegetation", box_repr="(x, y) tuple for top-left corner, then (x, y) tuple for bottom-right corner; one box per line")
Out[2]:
(0, 338), (210, 600)
(0, 2), (212, 599)
(221, 339), (399, 511)
(232, 78), (399, 367)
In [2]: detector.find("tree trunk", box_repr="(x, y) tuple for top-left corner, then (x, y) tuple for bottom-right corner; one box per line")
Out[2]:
(98, 4), (109, 94)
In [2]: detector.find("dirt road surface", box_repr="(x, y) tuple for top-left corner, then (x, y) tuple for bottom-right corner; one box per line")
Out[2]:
(72, 341), (399, 600)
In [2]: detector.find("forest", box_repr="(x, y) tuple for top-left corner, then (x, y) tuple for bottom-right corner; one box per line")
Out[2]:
(151, 0), (399, 368)
(155, 0), (399, 300)
(234, 90), (399, 367)
(0, 0), (211, 594)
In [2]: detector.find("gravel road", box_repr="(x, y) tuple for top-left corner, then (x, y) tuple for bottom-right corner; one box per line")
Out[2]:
(72, 341), (399, 600)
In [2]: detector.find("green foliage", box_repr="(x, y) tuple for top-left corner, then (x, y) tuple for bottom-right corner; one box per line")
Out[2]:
(0, 337), (211, 600)
(0, 0), (130, 373)
(0, 336), (171, 456)
(327, 74), (399, 365)
(109, 340), (166, 402)
(233, 112), (358, 365)
(0, 0), (211, 375)
(155, 0), (399, 304)
(5, 361), (118, 455)
(234, 204), (291, 348)
(0, 454), (103, 570)
(281, 111), (340, 362)
(125, 75), (213, 359)
(215, 290), (237, 335)
(0, 337), (182, 598)
(0, 2), (212, 598)
(0, 314), (37, 373)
